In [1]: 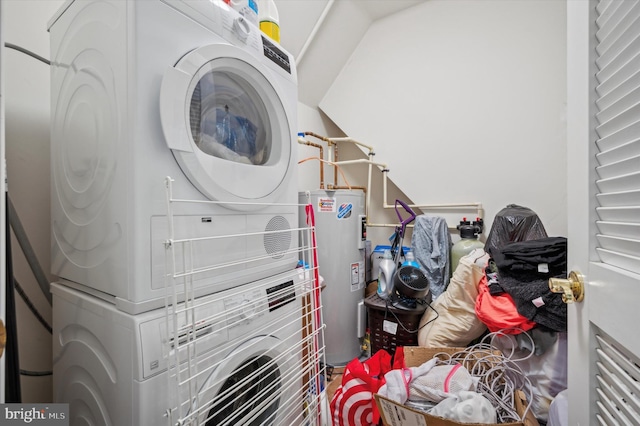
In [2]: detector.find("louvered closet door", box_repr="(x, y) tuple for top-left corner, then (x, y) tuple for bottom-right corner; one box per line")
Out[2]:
(567, 0), (640, 424)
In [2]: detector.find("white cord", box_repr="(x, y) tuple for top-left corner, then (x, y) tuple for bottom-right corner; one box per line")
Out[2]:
(429, 329), (536, 423)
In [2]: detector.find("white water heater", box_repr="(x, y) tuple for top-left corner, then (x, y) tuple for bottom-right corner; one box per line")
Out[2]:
(300, 190), (366, 365)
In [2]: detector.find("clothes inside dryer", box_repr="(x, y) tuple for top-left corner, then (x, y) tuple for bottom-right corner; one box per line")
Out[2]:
(162, 48), (296, 204)
(190, 69), (270, 166)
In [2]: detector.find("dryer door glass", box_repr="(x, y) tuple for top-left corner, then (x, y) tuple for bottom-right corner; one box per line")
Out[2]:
(190, 71), (271, 166)
(205, 355), (280, 425)
(160, 44), (295, 205)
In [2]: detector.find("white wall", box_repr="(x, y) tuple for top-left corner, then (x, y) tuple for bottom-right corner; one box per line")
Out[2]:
(4, 0), (63, 402)
(281, 0), (371, 107)
(320, 0), (568, 239)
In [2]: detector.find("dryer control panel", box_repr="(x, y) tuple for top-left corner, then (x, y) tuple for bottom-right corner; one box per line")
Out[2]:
(266, 280), (296, 311)
(262, 36), (291, 74)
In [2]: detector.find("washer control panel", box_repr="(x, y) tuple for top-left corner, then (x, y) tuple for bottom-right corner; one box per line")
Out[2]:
(266, 280), (296, 311)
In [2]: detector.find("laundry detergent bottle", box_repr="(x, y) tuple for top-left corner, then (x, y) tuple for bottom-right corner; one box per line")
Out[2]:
(258, 0), (280, 43)
(377, 249), (396, 299)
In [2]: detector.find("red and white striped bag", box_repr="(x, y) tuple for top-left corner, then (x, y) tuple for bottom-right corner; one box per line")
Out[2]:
(329, 350), (394, 426)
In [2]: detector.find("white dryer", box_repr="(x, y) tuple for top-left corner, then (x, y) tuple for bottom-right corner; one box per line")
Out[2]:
(52, 270), (307, 426)
(48, 0), (299, 313)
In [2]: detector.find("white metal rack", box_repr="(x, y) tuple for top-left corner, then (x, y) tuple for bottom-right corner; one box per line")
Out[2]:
(162, 177), (326, 426)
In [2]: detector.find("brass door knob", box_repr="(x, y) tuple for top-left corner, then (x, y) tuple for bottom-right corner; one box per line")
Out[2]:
(549, 271), (585, 303)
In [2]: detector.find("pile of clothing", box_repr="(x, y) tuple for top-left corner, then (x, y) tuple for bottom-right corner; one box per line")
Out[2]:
(478, 236), (568, 334)
(416, 205), (568, 423)
(378, 357), (498, 423)
(329, 345), (527, 425)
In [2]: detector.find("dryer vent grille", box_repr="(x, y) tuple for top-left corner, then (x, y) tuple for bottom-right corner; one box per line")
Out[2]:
(264, 216), (291, 259)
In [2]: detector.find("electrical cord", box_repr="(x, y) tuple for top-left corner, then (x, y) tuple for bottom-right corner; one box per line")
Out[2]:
(428, 330), (536, 423)
(8, 187), (52, 306)
(382, 297), (439, 334)
(20, 369), (52, 377)
(14, 278), (52, 334)
(4, 42), (51, 65)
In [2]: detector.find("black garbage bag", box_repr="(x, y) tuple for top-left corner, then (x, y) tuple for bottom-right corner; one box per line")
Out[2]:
(485, 204), (548, 256)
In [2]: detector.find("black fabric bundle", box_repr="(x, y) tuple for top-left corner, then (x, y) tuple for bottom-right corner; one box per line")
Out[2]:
(490, 236), (568, 332)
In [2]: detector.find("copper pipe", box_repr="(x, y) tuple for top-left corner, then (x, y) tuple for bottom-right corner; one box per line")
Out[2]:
(302, 133), (484, 232)
(298, 138), (325, 189)
(327, 185), (367, 193)
(303, 131), (331, 144)
(303, 131), (340, 187)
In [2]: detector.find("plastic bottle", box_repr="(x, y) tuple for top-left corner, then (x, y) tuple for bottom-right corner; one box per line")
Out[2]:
(258, 0), (280, 43)
(377, 249), (396, 299)
(361, 328), (371, 358)
(229, 0), (259, 27)
(451, 217), (485, 274)
(401, 251), (420, 268)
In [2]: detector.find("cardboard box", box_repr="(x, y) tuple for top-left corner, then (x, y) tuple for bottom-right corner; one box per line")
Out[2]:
(374, 347), (539, 426)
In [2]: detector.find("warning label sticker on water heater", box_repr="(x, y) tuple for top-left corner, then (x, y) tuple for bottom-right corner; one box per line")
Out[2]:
(317, 197), (336, 213)
(350, 261), (364, 292)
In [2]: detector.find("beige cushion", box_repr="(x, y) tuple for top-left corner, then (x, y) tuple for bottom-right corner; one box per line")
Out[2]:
(418, 250), (488, 347)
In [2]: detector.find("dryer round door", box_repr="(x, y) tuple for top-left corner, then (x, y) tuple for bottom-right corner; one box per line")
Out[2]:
(160, 43), (295, 210)
(195, 335), (300, 425)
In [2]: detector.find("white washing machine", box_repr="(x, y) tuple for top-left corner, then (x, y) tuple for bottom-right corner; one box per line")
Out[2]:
(52, 269), (307, 426)
(48, 0), (299, 314)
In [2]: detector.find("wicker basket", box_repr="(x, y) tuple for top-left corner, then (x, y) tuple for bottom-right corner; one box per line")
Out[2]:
(365, 294), (427, 356)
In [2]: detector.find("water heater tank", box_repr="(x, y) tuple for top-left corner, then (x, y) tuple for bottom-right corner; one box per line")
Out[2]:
(299, 190), (366, 365)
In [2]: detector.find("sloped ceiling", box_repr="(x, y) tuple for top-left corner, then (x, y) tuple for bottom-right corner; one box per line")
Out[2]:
(277, 0), (427, 108)
(315, 0), (568, 235)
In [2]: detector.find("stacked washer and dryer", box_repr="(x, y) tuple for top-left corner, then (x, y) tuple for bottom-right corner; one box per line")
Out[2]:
(48, 1), (312, 424)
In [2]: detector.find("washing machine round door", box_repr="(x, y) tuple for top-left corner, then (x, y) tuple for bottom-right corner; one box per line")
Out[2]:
(160, 43), (295, 209)
(195, 335), (300, 425)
